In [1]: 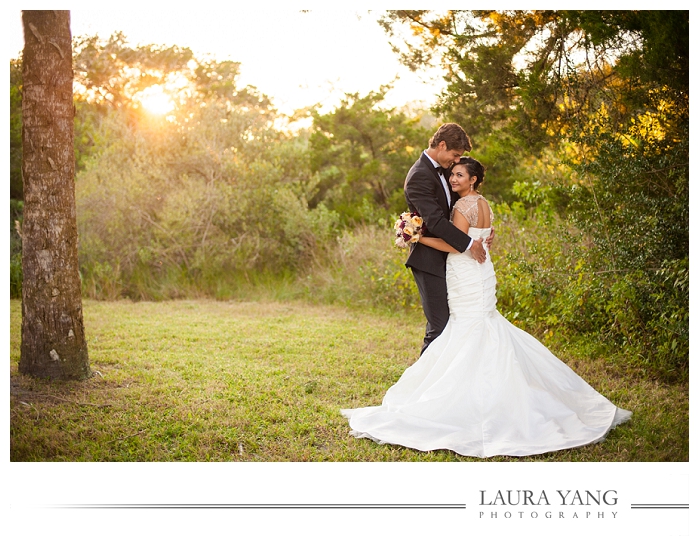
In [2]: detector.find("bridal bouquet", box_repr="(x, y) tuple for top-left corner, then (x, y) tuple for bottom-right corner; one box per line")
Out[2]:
(394, 211), (424, 248)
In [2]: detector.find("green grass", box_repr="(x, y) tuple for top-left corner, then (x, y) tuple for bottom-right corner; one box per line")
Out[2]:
(9, 298), (688, 461)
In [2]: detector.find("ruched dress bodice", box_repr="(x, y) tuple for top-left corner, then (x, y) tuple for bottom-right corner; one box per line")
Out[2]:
(446, 227), (496, 321)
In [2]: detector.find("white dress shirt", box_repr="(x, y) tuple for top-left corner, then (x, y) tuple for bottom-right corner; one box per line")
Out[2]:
(423, 150), (451, 207)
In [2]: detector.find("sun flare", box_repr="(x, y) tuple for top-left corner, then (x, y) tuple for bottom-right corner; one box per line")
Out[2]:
(137, 85), (175, 115)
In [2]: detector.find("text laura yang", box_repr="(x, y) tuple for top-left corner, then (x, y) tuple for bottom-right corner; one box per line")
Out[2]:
(479, 490), (618, 506)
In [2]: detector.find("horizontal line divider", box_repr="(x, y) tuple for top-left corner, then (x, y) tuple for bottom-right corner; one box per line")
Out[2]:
(46, 503), (467, 510)
(630, 504), (688, 509)
(42, 503), (689, 510)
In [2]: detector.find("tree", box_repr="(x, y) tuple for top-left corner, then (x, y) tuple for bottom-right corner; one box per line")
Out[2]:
(378, 10), (689, 191)
(72, 32), (194, 110)
(309, 87), (432, 223)
(20, 10), (90, 379)
(379, 10), (688, 147)
(379, 10), (688, 378)
(70, 37), (334, 298)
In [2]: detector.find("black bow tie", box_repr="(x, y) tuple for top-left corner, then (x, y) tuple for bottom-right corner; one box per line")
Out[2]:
(436, 166), (446, 176)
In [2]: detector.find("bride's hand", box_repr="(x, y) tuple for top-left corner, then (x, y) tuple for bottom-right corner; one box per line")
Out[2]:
(485, 228), (494, 249)
(470, 238), (486, 263)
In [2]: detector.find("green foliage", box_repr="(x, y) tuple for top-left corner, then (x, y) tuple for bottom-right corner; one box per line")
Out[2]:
(8, 59), (24, 294)
(559, 112), (689, 381)
(379, 10), (688, 147)
(10, 58), (22, 199)
(489, 197), (575, 332)
(565, 10), (689, 97)
(308, 87), (432, 222)
(488, 146), (688, 383)
(72, 32), (195, 110)
(76, 108), (337, 300)
(378, 10), (689, 203)
(68, 36), (337, 299)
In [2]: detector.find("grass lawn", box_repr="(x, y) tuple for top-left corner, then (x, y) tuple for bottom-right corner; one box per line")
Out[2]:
(9, 299), (688, 461)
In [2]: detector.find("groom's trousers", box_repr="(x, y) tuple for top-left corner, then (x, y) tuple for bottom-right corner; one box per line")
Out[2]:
(411, 267), (449, 355)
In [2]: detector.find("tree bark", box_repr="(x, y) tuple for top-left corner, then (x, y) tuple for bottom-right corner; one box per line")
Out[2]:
(20, 10), (90, 380)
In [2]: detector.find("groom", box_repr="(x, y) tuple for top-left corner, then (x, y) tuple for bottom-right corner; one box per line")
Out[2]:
(404, 123), (490, 354)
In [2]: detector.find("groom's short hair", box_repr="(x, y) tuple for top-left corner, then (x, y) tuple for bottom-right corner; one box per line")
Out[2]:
(429, 123), (472, 152)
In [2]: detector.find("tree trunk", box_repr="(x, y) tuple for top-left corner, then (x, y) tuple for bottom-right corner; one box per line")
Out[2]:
(19, 10), (90, 380)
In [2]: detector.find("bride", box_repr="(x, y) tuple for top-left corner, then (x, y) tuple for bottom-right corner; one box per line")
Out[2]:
(341, 156), (631, 458)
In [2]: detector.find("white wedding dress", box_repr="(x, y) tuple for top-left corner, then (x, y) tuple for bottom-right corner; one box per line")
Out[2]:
(342, 196), (631, 458)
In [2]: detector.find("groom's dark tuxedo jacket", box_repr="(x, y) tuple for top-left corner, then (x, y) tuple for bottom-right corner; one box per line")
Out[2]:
(404, 152), (473, 278)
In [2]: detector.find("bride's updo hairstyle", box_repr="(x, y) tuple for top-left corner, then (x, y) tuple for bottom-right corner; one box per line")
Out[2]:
(456, 156), (485, 190)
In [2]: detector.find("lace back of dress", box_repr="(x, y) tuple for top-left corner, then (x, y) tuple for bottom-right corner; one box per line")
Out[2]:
(452, 195), (494, 227)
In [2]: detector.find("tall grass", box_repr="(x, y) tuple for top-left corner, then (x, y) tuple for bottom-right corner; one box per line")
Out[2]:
(299, 224), (421, 311)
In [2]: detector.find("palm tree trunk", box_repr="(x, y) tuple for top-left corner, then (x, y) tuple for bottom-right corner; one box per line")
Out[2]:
(19, 10), (90, 380)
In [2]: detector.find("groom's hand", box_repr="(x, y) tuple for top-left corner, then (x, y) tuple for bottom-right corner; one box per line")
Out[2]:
(470, 238), (486, 263)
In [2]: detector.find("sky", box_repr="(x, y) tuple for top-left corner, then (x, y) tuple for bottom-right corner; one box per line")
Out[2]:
(7, 6), (445, 116)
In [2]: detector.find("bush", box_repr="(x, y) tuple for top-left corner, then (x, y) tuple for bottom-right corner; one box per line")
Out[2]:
(74, 105), (341, 300)
(301, 223), (420, 311)
(488, 173), (687, 382)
